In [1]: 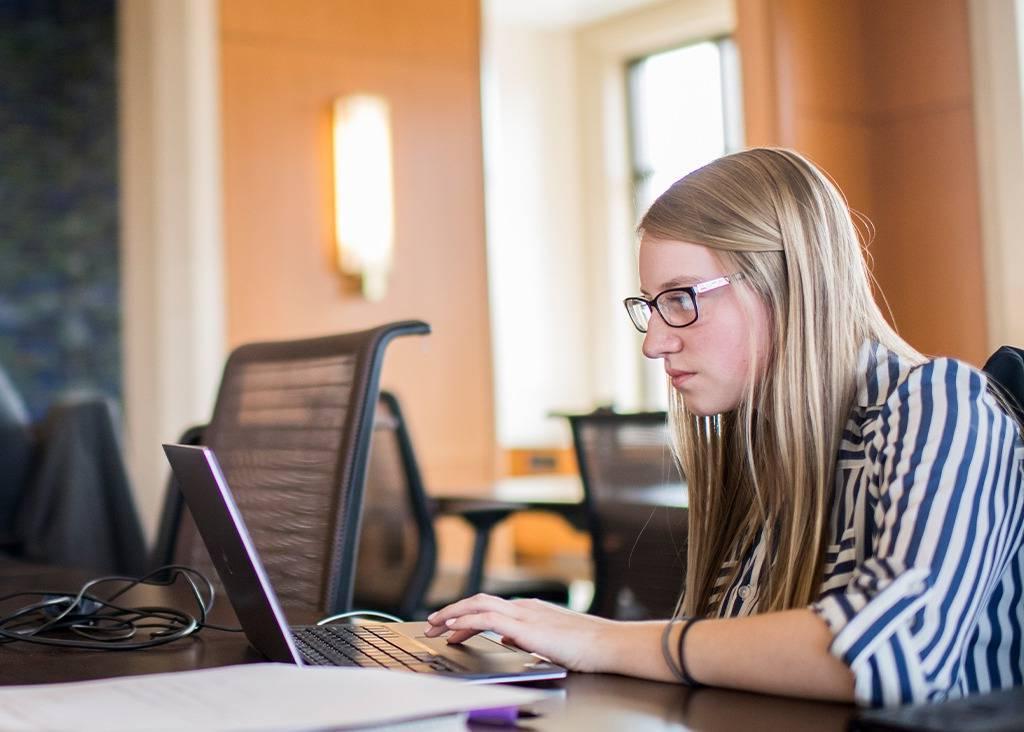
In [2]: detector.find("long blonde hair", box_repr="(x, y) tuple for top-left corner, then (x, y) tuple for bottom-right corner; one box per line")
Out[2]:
(639, 148), (922, 616)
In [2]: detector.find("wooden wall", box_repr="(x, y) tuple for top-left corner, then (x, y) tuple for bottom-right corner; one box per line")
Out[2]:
(736, 0), (988, 364)
(219, 0), (497, 489)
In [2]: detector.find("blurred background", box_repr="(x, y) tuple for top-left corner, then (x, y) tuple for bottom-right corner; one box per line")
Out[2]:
(1, 0), (1021, 574)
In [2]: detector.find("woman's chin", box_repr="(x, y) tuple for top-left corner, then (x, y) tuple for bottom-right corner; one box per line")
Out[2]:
(680, 391), (741, 417)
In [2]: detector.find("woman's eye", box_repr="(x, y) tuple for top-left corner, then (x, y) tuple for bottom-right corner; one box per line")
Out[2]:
(668, 294), (695, 311)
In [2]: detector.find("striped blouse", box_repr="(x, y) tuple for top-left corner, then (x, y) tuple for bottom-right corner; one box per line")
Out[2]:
(711, 341), (1024, 707)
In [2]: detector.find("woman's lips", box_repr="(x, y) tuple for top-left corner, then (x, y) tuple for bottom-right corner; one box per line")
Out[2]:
(667, 369), (696, 388)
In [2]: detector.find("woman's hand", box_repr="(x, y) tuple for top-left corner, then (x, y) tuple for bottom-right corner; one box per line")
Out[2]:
(425, 599), (855, 696)
(424, 594), (619, 672)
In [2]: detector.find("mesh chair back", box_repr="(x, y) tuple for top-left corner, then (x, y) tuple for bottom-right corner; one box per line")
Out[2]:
(568, 411), (687, 620)
(171, 321), (429, 616)
(150, 424), (206, 572)
(15, 395), (146, 574)
(353, 391), (437, 619)
(0, 363), (32, 548)
(983, 346), (1024, 426)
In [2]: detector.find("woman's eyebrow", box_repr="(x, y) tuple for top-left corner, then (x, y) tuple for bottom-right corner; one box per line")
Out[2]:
(641, 275), (705, 297)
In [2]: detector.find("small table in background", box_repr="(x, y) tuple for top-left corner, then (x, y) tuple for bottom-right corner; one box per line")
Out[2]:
(431, 474), (687, 597)
(432, 474), (586, 597)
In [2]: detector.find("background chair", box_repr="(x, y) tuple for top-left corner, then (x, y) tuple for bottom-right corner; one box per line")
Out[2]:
(150, 423), (207, 575)
(353, 390), (569, 620)
(983, 345), (1024, 425)
(0, 360), (145, 573)
(567, 410), (687, 620)
(0, 363), (33, 555)
(160, 320), (430, 617)
(352, 391), (437, 619)
(13, 394), (147, 575)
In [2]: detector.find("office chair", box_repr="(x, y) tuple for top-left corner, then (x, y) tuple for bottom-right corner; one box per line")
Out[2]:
(0, 363), (33, 554)
(0, 359), (146, 573)
(14, 394), (147, 575)
(567, 410), (687, 620)
(353, 390), (569, 620)
(983, 345), (1024, 425)
(160, 320), (430, 617)
(352, 391), (437, 619)
(150, 423), (207, 575)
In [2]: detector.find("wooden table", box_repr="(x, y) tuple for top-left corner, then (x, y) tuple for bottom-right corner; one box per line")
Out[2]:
(433, 472), (687, 536)
(433, 474), (588, 525)
(431, 475), (589, 595)
(433, 474), (687, 596)
(0, 560), (857, 730)
(435, 474), (686, 514)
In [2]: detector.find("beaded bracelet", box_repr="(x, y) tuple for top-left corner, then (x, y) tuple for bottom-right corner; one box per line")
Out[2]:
(677, 617), (706, 688)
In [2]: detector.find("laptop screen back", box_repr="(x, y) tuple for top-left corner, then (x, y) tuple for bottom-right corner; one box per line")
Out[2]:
(163, 443), (303, 664)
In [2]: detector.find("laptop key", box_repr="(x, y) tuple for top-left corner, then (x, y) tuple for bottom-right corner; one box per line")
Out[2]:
(305, 625), (468, 674)
(362, 626), (456, 661)
(294, 637), (358, 667)
(403, 663), (437, 673)
(295, 629), (381, 667)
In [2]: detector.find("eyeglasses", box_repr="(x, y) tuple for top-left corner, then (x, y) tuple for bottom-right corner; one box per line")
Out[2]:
(623, 274), (742, 333)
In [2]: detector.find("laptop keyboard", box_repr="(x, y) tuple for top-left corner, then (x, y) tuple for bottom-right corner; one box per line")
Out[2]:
(291, 624), (465, 674)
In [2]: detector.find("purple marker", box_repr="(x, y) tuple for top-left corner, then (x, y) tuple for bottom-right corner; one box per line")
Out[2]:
(466, 706), (520, 725)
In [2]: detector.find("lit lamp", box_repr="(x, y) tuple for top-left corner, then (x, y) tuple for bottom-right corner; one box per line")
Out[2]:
(332, 94), (394, 301)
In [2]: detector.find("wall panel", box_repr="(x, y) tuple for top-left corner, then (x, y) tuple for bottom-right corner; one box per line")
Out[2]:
(736, 0), (987, 363)
(220, 0), (496, 488)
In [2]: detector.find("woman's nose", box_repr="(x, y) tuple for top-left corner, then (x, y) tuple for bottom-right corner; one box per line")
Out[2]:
(641, 314), (682, 360)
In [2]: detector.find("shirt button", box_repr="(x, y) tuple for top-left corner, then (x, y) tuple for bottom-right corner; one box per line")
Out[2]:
(737, 585), (751, 599)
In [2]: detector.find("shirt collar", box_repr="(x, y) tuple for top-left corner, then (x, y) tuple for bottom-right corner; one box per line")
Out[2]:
(854, 340), (912, 408)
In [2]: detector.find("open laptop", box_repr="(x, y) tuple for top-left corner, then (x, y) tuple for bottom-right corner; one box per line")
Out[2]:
(163, 443), (566, 683)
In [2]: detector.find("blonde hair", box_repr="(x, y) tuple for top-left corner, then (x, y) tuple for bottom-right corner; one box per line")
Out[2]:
(639, 148), (923, 616)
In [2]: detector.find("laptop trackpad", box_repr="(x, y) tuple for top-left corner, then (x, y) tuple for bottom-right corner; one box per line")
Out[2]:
(414, 630), (511, 655)
(443, 633), (510, 654)
(390, 621), (566, 680)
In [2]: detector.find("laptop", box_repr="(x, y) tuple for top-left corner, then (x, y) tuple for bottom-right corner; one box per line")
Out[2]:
(163, 443), (566, 683)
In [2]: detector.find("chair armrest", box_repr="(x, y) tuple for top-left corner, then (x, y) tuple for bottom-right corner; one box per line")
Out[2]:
(438, 500), (525, 525)
(431, 499), (528, 597)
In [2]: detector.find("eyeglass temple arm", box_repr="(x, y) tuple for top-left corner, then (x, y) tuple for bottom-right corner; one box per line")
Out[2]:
(691, 275), (733, 294)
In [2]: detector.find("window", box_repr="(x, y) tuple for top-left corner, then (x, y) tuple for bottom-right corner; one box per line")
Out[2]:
(626, 37), (743, 408)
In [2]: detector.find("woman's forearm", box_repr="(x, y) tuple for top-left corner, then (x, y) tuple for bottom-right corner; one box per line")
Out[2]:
(594, 610), (854, 702)
(687, 609), (853, 700)
(590, 620), (683, 682)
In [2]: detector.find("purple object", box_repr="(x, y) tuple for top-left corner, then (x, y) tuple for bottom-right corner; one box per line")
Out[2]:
(466, 706), (520, 724)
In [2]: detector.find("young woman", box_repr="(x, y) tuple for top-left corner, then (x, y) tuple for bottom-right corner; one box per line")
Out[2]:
(425, 148), (1024, 707)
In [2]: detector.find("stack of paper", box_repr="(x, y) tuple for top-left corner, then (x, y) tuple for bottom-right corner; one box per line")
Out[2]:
(0, 664), (548, 731)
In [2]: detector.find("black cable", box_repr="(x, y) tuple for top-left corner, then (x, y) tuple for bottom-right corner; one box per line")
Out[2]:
(0, 565), (243, 651)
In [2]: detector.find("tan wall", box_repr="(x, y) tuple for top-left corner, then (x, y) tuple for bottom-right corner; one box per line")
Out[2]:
(219, 0), (496, 489)
(736, 0), (988, 365)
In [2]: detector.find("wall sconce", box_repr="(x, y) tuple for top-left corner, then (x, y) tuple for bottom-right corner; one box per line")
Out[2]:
(332, 94), (394, 301)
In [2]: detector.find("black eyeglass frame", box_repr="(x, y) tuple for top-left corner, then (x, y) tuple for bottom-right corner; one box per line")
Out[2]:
(623, 274), (743, 333)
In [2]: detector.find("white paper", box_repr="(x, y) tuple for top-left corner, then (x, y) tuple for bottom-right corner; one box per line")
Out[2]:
(0, 664), (547, 731)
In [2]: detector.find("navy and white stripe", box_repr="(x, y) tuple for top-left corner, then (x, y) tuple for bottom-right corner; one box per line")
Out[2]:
(711, 341), (1024, 707)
